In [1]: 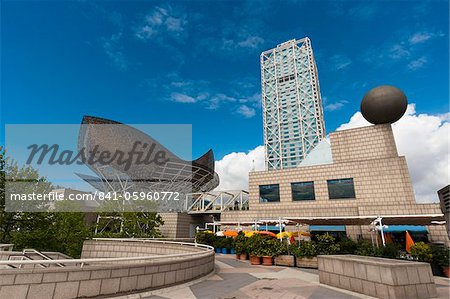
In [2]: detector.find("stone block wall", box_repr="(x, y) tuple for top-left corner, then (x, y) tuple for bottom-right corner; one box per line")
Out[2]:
(331, 124), (398, 163)
(0, 240), (215, 299)
(220, 124), (448, 245)
(159, 213), (207, 238)
(318, 255), (437, 299)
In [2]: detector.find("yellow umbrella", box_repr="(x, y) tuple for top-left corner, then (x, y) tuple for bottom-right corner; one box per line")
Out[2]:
(276, 231), (293, 239)
(244, 231), (258, 237)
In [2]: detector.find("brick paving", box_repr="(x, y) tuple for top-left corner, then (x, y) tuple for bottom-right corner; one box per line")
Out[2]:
(117, 254), (450, 299)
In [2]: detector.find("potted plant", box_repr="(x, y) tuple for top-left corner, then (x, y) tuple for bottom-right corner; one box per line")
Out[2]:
(260, 238), (281, 266)
(221, 237), (230, 254)
(214, 237), (224, 254)
(440, 248), (450, 277)
(274, 241), (295, 267)
(430, 244), (449, 276)
(223, 237), (234, 254)
(247, 234), (263, 265)
(410, 242), (433, 263)
(295, 240), (318, 268)
(338, 238), (358, 254)
(234, 232), (247, 260)
(315, 233), (340, 256)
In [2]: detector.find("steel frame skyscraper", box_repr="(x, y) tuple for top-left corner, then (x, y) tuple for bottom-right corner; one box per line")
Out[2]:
(260, 37), (326, 170)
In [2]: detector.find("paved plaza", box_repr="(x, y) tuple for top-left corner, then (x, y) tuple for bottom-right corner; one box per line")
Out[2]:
(117, 255), (450, 299)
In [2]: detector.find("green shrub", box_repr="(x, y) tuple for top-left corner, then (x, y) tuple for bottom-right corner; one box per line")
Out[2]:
(379, 243), (401, 259)
(431, 245), (450, 267)
(355, 239), (378, 256)
(277, 240), (291, 255)
(223, 237), (234, 250)
(338, 238), (358, 254)
(293, 241), (317, 258)
(246, 234), (264, 256)
(410, 242), (433, 263)
(195, 231), (216, 247)
(316, 234), (339, 255)
(234, 232), (247, 254)
(259, 237), (281, 256)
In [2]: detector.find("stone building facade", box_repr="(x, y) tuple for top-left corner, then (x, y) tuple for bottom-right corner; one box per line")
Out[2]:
(219, 123), (448, 245)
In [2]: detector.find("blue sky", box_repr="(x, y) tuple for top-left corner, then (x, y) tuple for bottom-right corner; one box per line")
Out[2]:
(1, 0), (449, 160)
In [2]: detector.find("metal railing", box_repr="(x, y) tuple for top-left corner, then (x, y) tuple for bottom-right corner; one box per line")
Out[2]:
(0, 238), (214, 269)
(22, 249), (66, 267)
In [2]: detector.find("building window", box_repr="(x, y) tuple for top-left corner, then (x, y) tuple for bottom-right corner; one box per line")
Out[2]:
(327, 178), (356, 199)
(291, 181), (315, 201)
(259, 184), (280, 203)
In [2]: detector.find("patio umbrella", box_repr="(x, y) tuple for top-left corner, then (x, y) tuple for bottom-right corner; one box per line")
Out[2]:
(276, 231), (292, 239)
(257, 231), (277, 238)
(223, 231), (238, 237)
(244, 231), (258, 237)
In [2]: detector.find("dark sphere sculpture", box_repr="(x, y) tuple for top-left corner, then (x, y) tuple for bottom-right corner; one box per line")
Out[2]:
(360, 85), (408, 124)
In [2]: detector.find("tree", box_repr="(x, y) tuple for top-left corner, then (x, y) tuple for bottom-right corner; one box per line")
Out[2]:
(0, 149), (92, 257)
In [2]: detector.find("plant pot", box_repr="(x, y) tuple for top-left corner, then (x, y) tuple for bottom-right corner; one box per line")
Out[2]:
(230, 248), (236, 254)
(296, 257), (318, 269)
(274, 255), (295, 267)
(431, 262), (444, 276)
(239, 252), (248, 260)
(443, 266), (450, 278)
(262, 256), (273, 266)
(250, 255), (261, 265)
(235, 253), (241, 259)
(221, 248), (228, 254)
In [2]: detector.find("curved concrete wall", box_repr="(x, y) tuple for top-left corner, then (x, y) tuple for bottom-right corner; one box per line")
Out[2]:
(0, 239), (215, 299)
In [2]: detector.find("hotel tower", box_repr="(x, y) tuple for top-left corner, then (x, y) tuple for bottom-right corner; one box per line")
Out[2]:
(260, 37), (326, 170)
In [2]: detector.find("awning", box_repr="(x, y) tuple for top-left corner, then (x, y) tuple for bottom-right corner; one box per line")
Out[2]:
(257, 225), (281, 231)
(285, 214), (445, 226)
(383, 225), (428, 233)
(310, 225), (346, 232)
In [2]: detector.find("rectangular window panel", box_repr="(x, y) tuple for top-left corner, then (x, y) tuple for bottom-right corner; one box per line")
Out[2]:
(291, 181), (315, 201)
(327, 178), (356, 199)
(259, 184), (280, 203)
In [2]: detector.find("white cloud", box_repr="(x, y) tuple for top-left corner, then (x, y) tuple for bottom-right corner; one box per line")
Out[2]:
(407, 56), (428, 71)
(409, 31), (445, 45)
(215, 146), (265, 190)
(170, 92), (196, 103)
(324, 100), (349, 112)
(215, 104), (449, 203)
(237, 36), (265, 49)
(136, 6), (187, 41)
(409, 32), (432, 45)
(389, 44), (410, 59)
(330, 55), (352, 70)
(102, 32), (127, 70)
(236, 105), (256, 118)
(337, 104), (449, 203)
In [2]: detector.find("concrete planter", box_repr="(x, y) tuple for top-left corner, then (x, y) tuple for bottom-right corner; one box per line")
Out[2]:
(274, 255), (295, 267)
(250, 255), (261, 265)
(262, 256), (273, 266)
(318, 255), (437, 299)
(296, 257), (318, 268)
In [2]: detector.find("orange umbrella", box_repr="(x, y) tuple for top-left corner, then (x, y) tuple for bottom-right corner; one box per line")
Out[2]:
(406, 230), (415, 253)
(257, 231), (277, 238)
(223, 231), (238, 237)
